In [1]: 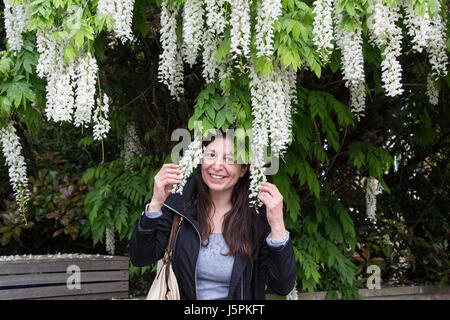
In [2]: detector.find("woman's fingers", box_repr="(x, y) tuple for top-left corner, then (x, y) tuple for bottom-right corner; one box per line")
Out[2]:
(260, 182), (282, 197)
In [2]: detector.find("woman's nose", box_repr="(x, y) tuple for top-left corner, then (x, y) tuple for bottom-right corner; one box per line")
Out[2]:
(212, 157), (225, 169)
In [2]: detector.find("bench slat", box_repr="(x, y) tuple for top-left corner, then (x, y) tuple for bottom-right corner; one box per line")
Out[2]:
(0, 270), (128, 286)
(0, 258), (128, 275)
(0, 281), (128, 300)
(30, 291), (130, 300)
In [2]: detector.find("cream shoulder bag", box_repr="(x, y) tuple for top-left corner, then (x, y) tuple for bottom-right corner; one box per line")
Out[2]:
(146, 214), (181, 300)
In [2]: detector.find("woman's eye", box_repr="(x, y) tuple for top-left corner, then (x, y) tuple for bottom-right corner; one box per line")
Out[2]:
(226, 156), (235, 163)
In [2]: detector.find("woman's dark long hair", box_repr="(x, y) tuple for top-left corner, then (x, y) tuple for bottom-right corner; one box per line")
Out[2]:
(190, 135), (259, 260)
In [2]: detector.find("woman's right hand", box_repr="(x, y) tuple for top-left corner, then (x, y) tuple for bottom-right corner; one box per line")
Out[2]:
(148, 163), (182, 212)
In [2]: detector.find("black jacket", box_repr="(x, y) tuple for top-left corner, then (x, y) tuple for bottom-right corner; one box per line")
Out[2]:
(129, 177), (297, 300)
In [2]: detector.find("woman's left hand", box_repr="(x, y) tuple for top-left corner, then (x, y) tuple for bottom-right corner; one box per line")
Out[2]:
(257, 182), (287, 240)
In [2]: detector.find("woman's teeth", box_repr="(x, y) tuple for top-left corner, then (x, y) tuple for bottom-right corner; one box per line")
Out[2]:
(210, 174), (226, 179)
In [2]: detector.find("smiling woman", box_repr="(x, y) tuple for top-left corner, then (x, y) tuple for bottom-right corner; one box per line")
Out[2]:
(130, 130), (296, 300)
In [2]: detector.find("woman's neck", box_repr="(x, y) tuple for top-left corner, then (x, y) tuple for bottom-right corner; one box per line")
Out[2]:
(209, 189), (232, 213)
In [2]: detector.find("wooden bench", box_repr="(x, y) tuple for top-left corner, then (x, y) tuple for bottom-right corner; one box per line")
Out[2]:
(0, 254), (129, 300)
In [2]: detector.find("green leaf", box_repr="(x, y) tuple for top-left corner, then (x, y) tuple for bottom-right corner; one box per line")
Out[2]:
(325, 217), (343, 243)
(216, 109), (227, 129)
(0, 56), (13, 77)
(64, 43), (78, 63)
(205, 104), (216, 122)
(75, 30), (84, 48)
(216, 36), (231, 63)
(345, 2), (355, 16)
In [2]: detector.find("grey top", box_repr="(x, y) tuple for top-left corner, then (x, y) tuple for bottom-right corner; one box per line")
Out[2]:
(196, 233), (234, 300)
(143, 207), (289, 300)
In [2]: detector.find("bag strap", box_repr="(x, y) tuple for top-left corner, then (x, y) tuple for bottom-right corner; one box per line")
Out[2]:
(166, 213), (181, 258)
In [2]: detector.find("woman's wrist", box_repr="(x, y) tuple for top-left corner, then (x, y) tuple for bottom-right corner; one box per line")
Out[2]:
(270, 223), (287, 240)
(146, 200), (163, 213)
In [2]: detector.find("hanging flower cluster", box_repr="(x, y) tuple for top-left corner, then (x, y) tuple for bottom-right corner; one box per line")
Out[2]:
(426, 74), (439, 106)
(248, 61), (296, 207)
(402, 1), (430, 53)
(158, 1), (184, 100)
(0, 122), (31, 218)
(402, 1), (448, 105)
(124, 121), (144, 171)
(3, 0), (31, 53)
(422, 5), (448, 78)
(170, 129), (205, 194)
(97, 0), (136, 42)
(229, 0), (251, 59)
(365, 176), (381, 224)
(105, 223), (115, 255)
(36, 26), (110, 140)
(368, 1), (404, 97)
(93, 93), (111, 141)
(334, 7), (366, 120)
(37, 28), (75, 122)
(254, 0), (282, 58)
(312, 0), (334, 63)
(202, 0), (227, 83)
(73, 52), (99, 128)
(182, 0), (205, 66)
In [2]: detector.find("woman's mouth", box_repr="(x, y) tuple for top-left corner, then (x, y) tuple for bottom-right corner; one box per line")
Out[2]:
(209, 173), (227, 181)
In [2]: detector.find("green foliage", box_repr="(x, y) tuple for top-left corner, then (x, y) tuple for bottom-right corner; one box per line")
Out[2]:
(29, 165), (89, 240)
(81, 155), (158, 245)
(0, 198), (34, 246)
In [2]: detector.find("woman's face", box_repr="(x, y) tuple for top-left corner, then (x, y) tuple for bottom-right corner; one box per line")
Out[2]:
(201, 137), (248, 195)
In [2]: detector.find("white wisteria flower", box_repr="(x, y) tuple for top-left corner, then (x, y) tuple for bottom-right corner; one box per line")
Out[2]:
(205, 0), (227, 36)
(365, 176), (381, 224)
(334, 7), (366, 120)
(171, 130), (205, 194)
(402, 0), (447, 77)
(425, 5), (448, 78)
(93, 93), (111, 141)
(202, 31), (219, 83)
(182, 0), (205, 67)
(368, 1), (403, 97)
(73, 52), (98, 128)
(248, 61), (296, 209)
(0, 122), (31, 216)
(312, 0), (334, 63)
(254, 0), (282, 58)
(426, 74), (439, 106)
(402, 1), (430, 53)
(3, 0), (31, 52)
(105, 223), (115, 255)
(229, 0), (251, 59)
(36, 28), (76, 123)
(124, 121), (144, 171)
(158, 1), (185, 100)
(45, 61), (76, 123)
(202, 0), (227, 83)
(97, 0), (136, 42)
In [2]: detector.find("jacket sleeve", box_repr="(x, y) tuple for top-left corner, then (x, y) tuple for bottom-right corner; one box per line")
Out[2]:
(259, 210), (297, 296)
(129, 205), (175, 267)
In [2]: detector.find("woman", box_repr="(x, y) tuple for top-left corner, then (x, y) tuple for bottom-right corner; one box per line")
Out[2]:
(130, 133), (296, 300)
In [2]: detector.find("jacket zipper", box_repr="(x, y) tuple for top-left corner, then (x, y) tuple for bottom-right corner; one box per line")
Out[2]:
(241, 277), (243, 300)
(163, 203), (201, 300)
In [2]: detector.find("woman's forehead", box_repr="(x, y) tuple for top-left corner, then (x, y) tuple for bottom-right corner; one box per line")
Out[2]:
(205, 137), (234, 153)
